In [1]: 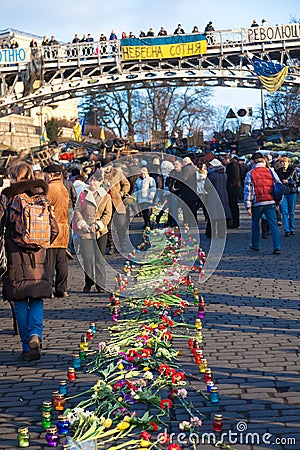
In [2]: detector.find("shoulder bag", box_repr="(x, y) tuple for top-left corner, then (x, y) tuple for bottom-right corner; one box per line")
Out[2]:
(270, 170), (283, 203)
(0, 208), (8, 277)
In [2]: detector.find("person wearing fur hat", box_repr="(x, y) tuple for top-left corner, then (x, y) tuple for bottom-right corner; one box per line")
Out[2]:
(0, 163), (57, 361)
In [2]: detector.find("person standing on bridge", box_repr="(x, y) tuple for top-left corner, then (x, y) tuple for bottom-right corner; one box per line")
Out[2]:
(174, 24), (185, 34)
(204, 21), (215, 46)
(109, 30), (118, 53)
(158, 27), (168, 36)
(147, 28), (155, 37)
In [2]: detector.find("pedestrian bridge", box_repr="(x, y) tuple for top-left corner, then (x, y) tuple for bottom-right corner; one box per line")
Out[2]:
(0, 23), (299, 114)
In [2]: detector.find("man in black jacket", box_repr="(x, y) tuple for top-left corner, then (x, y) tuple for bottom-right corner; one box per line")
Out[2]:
(224, 156), (241, 228)
(180, 157), (199, 226)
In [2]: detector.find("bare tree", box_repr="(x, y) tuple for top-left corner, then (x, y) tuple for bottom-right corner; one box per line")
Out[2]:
(80, 85), (215, 141)
(264, 89), (300, 129)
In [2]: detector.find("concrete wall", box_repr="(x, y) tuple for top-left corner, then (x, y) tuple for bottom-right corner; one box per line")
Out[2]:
(0, 114), (75, 151)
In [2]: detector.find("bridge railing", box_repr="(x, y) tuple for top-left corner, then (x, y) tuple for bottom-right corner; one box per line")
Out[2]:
(0, 23), (299, 66)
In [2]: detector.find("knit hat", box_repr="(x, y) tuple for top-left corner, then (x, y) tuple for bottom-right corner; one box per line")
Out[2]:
(251, 152), (264, 161)
(43, 163), (63, 173)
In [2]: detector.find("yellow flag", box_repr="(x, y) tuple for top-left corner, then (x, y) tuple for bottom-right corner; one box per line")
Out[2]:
(73, 121), (82, 141)
(258, 66), (289, 94)
(100, 128), (105, 140)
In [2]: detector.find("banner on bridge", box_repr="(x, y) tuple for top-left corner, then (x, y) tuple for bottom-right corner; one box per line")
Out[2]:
(247, 23), (300, 43)
(121, 34), (207, 60)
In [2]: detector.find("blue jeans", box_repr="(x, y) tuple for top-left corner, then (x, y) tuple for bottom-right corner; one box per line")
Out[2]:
(280, 193), (296, 233)
(251, 204), (281, 251)
(14, 299), (43, 352)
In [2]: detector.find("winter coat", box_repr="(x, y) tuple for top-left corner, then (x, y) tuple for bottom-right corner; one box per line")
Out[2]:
(276, 166), (298, 193)
(179, 163), (198, 202)
(0, 179), (52, 301)
(166, 169), (183, 195)
(134, 176), (156, 204)
(47, 178), (70, 248)
(244, 163), (280, 208)
(206, 165), (232, 219)
(73, 187), (112, 239)
(226, 160), (241, 190)
(63, 178), (77, 209)
(103, 168), (130, 214)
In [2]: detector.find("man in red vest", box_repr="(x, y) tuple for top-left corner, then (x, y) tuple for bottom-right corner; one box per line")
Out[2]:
(244, 152), (281, 254)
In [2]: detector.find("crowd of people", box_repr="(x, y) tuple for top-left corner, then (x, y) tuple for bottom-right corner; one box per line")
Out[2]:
(0, 147), (298, 362)
(0, 17), (271, 51)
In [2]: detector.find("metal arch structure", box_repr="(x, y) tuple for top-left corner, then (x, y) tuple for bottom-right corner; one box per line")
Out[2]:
(0, 24), (300, 115)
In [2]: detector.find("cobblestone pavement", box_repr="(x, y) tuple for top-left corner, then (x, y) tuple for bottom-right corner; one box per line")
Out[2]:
(0, 203), (299, 450)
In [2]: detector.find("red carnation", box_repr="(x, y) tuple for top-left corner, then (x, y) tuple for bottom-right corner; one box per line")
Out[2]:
(160, 399), (173, 409)
(140, 431), (151, 440)
(149, 421), (158, 431)
(168, 444), (181, 450)
(171, 372), (185, 384)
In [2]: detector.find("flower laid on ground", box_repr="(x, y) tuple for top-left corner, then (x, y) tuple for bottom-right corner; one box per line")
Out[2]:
(60, 227), (217, 449)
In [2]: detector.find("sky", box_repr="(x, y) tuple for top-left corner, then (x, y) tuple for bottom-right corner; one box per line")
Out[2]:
(1, 0), (299, 112)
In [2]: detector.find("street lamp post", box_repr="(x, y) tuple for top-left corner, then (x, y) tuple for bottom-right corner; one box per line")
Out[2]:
(261, 89), (266, 132)
(36, 104), (43, 148)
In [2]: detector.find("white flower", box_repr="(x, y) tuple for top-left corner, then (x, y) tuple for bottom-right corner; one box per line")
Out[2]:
(179, 421), (191, 431)
(177, 388), (188, 398)
(144, 371), (153, 380)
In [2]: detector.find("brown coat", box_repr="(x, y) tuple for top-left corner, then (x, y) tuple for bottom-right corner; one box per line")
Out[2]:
(0, 179), (52, 301)
(73, 187), (112, 239)
(47, 178), (69, 248)
(103, 168), (130, 214)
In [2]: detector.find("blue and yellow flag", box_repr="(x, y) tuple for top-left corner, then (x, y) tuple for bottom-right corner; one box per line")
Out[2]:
(121, 34), (207, 61)
(252, 57), (289, 93)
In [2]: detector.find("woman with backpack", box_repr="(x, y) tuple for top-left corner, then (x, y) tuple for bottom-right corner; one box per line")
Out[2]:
(73, 170), (112, 293)
(0, 162), (57, 361)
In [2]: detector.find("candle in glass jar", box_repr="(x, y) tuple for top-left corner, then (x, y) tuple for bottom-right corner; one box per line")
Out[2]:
(67, 367), (76, 381)
(17, 427), (30, 448)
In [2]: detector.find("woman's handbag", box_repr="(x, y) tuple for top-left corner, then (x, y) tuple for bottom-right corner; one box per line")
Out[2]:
(0, 233), (7, 277)
(0, 208), (8, 277)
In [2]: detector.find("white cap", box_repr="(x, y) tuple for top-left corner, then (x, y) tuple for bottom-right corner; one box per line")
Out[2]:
(209, 158), (222, 167)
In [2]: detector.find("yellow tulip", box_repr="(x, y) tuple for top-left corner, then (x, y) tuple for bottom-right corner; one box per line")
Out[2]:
(103, 418), (112, 429)
(118, 397), (123, 402)
(123, 415), (131, 422)
(117, 363), (124, 370)
(143, 367), (150, 371)
(140, 439), (152, 447)
(116, 421), (130, 431)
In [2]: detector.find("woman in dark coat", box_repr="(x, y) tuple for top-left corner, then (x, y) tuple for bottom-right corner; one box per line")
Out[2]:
(0, 163), (53, 361)
(205, 158), (232, 238)
(179, 157), (199, 225)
